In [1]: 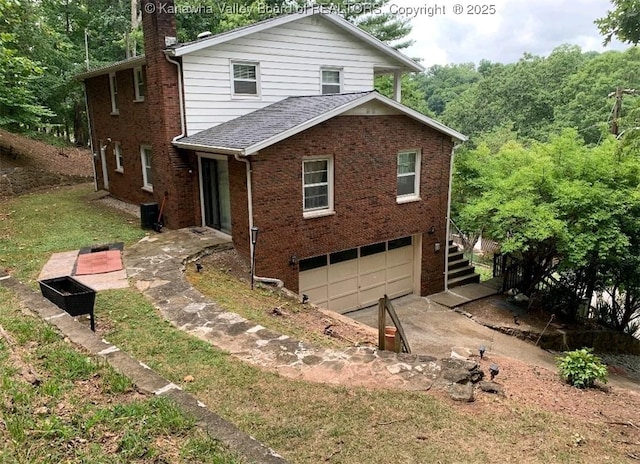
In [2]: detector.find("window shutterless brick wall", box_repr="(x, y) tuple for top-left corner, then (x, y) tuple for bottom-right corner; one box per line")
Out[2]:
(230, 114), (454, 296)
(86, 0), (199, 229)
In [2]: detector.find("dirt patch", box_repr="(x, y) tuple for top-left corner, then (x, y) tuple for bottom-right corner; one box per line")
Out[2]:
(0, 129), (93, 177)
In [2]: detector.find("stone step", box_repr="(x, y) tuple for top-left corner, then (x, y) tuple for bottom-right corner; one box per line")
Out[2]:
(448, 273), (481, 289)
(447, 265), (477, 280)
(448, 258), (470, 270)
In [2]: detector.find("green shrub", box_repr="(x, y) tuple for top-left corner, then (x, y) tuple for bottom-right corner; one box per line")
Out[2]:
(556, 348), (608, 388)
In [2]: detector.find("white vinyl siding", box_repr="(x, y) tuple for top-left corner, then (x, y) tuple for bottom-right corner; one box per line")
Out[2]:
(321, 68), (341, 94)
(114, 142), (124, 172)
(109, 72), (119, 114)
(133, 66), (145, 101)
(303, 157), (333, 217)
(140, 145), (153, 191)
(181, 16), (400, 135)
(397, 150), (420, 200)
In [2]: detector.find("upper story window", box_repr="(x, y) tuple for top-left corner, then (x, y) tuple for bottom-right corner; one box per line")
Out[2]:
(303, 157), (334, 218)
(114, 142), (124, 172)
(133, 66), (145, 101)
(231, 62), (259, 97)
(397, 150), (421, 202)
(109, 72), (119, 114)
(140, 145), (153, 191)
(321, 68), (342, 94)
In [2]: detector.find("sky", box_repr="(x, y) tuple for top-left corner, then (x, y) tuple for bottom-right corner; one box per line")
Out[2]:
(387, 0), (628, 67)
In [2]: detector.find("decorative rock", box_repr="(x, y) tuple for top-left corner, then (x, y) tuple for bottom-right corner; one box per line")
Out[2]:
(478, 381), (504, 395)
(443, 368), (470, 384)
(447, 383), (475, 402)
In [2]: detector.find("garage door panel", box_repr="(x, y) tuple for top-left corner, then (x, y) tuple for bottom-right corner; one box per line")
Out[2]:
(359, 284), (386, 308)
(359, 253), (386, 272)
(387, 246), (412, 267)
(300, 236), (417, 312)
(329, 259), (358, 282)
(328, 293), (359, 312)
(359, 269), (386, 291)
(329, 277), (358, 299)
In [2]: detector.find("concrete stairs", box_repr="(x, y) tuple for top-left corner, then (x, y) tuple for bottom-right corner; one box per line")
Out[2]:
(447, 242), (481, 288)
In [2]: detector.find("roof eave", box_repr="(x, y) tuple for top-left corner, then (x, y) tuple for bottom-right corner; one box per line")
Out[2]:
(172, 140), (244, 155)
(168, 12), (423, 72)
(75, 56), (146, 81)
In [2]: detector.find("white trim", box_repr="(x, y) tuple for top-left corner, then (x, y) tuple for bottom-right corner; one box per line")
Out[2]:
(396, 149), (420, 200)
(320, 67), (342, 95)
(109, 72), (119, 115)
(244, 93), (466, 155)
(302, 156), (334, 217)
(173, 93), (467, 155)
(140, 144), (153, 191)
(168, 12), (423, 72)
(133, 66), (145, 102)
(230, 61), (260, 98)
(114, 142), (124, 173)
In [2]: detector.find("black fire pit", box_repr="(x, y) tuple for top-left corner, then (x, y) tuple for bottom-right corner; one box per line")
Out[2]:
(39, 276), (97, 331)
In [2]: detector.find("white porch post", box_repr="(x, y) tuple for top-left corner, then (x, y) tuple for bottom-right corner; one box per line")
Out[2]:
(392, 71), (402, 102)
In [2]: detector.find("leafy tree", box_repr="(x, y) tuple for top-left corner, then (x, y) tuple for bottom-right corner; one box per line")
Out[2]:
(0, 0), (54, 130)
(596, 0), (640, 45)
(455, 129), (640, 331)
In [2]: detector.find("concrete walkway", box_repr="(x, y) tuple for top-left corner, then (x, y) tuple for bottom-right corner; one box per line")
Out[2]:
(429, 277), (502, 308)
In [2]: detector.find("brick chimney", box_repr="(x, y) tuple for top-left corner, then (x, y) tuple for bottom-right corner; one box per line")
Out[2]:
(141, 0), (197, 228)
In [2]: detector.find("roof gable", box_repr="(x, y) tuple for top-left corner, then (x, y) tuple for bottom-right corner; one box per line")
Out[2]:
(168, 11), (423, 72)
(174, 91), (466, 155)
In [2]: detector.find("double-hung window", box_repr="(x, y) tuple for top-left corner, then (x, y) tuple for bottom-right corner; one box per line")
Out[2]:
(232, 62), (259, 96)
(321, 68), (342, 94)
(133, 66), (145, 101)
(140, 145), (153, 191)
(303, 157), (333, 216)
(397, 150), (420, 201)
(114, 142), (124, 172)
(109, 72), (119, 114)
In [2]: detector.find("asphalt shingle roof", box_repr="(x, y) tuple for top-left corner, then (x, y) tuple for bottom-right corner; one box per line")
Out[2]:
(177, 91), (374, 151)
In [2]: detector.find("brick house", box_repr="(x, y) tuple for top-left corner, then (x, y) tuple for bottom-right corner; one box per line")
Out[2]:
(78, 0), (467, 313)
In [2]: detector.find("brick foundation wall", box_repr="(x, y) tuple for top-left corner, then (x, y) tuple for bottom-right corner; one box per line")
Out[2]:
(233, 114), (453, 296)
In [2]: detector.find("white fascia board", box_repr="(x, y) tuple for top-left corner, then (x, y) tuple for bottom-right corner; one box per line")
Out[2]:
(320, 15), (424, 73)
(168, 11), (423, 73)
(173, 140), (243, 155)
(243, 93), (466, 155)
(372, 93), (468, 142)
(169, 13), (310, 56)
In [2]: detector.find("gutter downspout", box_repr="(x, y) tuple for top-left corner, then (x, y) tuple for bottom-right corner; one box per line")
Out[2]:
(165, 54), (186, 141)
(444, 141), (459, 291)
(82, 81), (98, 192)
(233, 153), (284, 288)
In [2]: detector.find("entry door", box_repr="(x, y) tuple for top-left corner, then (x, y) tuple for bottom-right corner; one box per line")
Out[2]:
(201, 157), (232, 234)
(100, 145), (109, 190)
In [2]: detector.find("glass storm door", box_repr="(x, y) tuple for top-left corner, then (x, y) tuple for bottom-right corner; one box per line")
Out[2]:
(202, 157), (232, 234)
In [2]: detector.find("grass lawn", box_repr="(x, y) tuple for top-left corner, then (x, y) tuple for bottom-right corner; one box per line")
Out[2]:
(0, 185), (634, 463)
(0, 287), (240, 463)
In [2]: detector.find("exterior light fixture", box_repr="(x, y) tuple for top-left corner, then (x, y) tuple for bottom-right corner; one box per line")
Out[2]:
(489, 363), (500, 381)
(250, 226), (259, 290)
(289, 255), (298, 268)
(479, 345), (486, 360)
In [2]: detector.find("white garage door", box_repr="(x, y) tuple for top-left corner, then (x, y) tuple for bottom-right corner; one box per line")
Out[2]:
(299, 236), (416, 314)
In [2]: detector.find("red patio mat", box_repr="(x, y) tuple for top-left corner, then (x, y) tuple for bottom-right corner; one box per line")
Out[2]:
(75, 250), (123, 275)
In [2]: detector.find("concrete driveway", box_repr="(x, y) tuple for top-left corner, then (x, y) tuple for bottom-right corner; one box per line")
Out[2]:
(348, 294), (559, 371)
